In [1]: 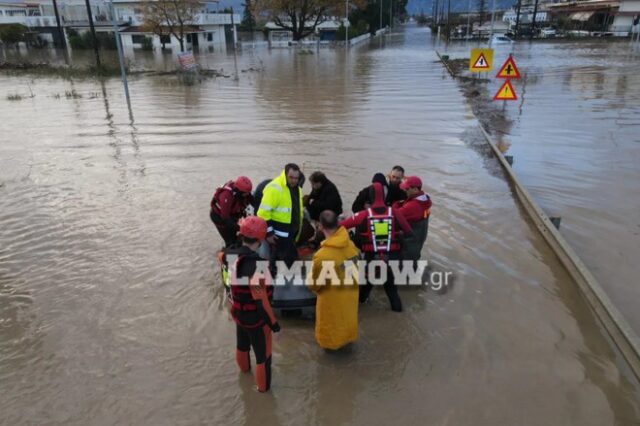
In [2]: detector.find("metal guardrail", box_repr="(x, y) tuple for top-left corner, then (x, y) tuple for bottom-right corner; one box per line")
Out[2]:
(476, 123), (640, 382)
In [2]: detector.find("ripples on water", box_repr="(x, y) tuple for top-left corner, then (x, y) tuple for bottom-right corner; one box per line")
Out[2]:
(1, 27), (640, 425)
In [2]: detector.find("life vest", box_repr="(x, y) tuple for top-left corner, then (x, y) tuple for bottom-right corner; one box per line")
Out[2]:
(219, 251), (273, 325)
(211, 181), (247, 220)
(359, 207), (401, 253)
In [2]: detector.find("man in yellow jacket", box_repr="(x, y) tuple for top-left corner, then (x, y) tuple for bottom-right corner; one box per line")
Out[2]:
(308, 210), (360, 350)
(257, 163), (304, 267)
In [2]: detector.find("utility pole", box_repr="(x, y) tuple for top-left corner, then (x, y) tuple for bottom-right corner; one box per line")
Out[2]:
(530, 0), (539, 40)
(231, 7), (239, 80)
(84, 0), (100, 67)
(489, 0), (496, 45)
(108, 0), (131, 113)
(514, 0), (522, 39)
(466, 0), (472, 40)
(446, 0), (451, 40)
(52, 0), (65, 49)
(434, 0), (439, 25)
(345, 0), (349, 46)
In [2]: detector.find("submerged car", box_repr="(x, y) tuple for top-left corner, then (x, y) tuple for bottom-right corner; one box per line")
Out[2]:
(491, 34), (514, 44)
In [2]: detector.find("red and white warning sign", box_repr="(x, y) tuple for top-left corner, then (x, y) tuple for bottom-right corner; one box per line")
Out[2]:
(496, 55), (521, 79)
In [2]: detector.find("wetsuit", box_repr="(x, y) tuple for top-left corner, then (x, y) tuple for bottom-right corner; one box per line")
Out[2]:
(222, 245), (280, 392)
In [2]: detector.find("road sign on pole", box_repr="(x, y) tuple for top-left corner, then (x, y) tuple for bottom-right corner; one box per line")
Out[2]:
(469, 48), (494, 72)
(496, 55), (521, 79)
(494, 80), (518, 100)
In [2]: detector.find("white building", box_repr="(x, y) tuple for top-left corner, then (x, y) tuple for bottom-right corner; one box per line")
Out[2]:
(611, 0), (640, 33)
(503, 6), (549, 27)
(264, 17), (348, 46)
(111, 0), (238, 51)
(1, 0), (239, 51)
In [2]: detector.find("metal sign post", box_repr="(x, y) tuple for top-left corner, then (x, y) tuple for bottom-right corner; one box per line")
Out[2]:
(488, 0), (497, 46)
(108, 0), (132, 115)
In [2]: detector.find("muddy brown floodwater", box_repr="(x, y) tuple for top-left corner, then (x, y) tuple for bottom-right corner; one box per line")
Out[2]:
(1, 25), (640, 425)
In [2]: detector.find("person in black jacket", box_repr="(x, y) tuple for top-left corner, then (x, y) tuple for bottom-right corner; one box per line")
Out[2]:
(351, 167), (407, 213)
(304, 171), (343, 221)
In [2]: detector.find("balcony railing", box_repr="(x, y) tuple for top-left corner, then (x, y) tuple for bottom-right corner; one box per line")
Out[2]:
(0, 15), (58, 27)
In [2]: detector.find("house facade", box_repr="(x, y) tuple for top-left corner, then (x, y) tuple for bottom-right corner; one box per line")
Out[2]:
(0, 0), (239, 51)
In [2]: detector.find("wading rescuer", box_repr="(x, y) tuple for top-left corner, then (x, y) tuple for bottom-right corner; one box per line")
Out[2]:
(340, 182), (412, 312)
(308, 211), (360, 350)
(221, 216), (280, 393)
(210, 176), (253, 247)
(394, 176), (432, 262)
(257, 164), (304, 268)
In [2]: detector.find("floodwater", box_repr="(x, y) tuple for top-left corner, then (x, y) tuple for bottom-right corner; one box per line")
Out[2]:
(445, 39), (640, 336)
(1, 26), (640, 425)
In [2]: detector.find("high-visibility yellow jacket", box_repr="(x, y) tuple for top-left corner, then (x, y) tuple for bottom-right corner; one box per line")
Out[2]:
(257, 170), (303, 241)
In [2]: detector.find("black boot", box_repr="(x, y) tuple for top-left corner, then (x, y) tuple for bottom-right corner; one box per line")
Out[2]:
(384, 282), (403, 312)
(359, 283), (372, 304)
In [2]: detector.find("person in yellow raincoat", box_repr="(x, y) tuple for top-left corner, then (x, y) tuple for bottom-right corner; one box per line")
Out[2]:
(308, 210), (360, 350)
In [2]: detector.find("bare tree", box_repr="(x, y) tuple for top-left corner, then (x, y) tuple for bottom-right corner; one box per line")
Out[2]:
(257, 0), (366, 41)
(142, 0), (202, 52)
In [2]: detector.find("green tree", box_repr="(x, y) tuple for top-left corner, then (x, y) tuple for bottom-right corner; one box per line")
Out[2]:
(0, 24), (27, 46)
(256, 0), (367, 41)
(240, 1), (257, 31)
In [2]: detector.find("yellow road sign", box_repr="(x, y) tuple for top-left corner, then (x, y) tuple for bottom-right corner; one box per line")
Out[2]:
(493, 80), (518, 101)
(469, 48), (494, 72)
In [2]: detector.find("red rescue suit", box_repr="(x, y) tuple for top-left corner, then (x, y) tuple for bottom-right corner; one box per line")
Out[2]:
(210, 181), (252, 247)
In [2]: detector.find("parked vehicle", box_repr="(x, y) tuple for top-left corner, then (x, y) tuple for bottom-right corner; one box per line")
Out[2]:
(540, 27), (557, 38)
(491, 34), (514, 44)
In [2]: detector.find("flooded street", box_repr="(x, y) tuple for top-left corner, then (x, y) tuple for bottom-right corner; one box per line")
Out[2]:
(2, 26), (640, 424)
(445, 39), (640, 335)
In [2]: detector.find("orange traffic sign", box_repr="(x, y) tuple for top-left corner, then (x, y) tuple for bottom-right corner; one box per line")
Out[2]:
(469, 48), (494, 72)
(493, 80), (518, 101)
(496, 55), (521, 79)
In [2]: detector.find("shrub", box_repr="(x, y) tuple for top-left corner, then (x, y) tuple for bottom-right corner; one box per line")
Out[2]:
(0, 24), (28, 45)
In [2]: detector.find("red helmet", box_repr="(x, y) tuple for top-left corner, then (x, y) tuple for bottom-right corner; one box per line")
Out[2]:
(238, 216), (267, 240)
(234, 176), (252, 194)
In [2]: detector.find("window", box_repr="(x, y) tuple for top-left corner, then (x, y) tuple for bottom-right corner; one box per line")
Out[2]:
(207, 32), (213, 42)
(132, 35), (146, 44)
(7, 10), (27, 17)
(160, 35), (171, 44)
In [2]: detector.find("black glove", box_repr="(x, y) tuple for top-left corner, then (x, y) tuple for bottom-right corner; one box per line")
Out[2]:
(269, 321), (281, 333)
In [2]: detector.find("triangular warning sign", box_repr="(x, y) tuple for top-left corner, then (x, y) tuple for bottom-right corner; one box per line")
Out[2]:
(493, 80), (518, 101)
(496, 55), (521, 79)
(473, 53), (490, 69)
